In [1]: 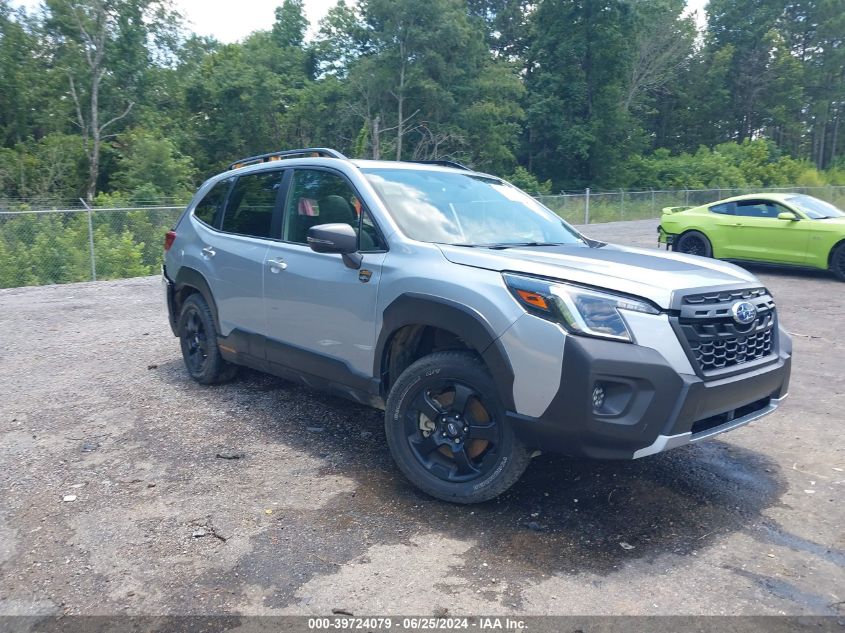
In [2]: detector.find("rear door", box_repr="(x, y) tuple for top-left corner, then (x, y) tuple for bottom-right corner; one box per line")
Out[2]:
(196, 169), (285, 336)
(718, 199), (810, 264)
(262, 167), (388, 379)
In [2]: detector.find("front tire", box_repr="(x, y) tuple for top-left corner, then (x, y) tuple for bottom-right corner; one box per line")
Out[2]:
(384, 351), (531, 504)
(831, 243), (845, 281)
(674, 230), (713, 258)
(177, 294), (238, 384)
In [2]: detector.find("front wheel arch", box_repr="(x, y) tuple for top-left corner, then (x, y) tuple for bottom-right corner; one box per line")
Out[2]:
(829, 240), (845, 280)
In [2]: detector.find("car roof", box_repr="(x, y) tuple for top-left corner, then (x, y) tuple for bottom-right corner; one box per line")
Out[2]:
(706, 192), (802, 205)
(214, 157), (499, 186)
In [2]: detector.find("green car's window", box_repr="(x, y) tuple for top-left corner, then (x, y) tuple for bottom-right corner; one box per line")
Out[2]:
(786, 195), (845, 220)
(734, 200), (781, 219)
(710, 202), (734, 215)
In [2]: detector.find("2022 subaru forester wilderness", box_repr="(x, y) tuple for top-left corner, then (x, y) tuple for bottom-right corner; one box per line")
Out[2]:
(163, 148), (792, 503)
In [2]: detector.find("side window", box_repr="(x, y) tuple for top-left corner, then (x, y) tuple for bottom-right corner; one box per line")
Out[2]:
(360, 208), (387, 252)
(193, 178), (232, 227)
(221, 171), (283, 239)
(283, 169), (386, 251)
(709, 202), (735, 215)
(735, 200), (780, 218)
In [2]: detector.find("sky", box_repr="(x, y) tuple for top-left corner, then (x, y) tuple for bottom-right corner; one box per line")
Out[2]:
(12, 0), (710, 43)
(10, 0), (340, 41)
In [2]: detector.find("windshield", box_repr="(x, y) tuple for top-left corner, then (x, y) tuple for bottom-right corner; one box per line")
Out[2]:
(787, 194), (845, 219)
(362, 168), (585, 247)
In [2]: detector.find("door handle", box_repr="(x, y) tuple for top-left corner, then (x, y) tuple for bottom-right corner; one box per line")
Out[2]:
(202, 246), (216, 258)
(267, 257), (287, 272)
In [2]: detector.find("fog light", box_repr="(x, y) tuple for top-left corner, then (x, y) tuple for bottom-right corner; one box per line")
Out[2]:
(592, 384), (606, 411)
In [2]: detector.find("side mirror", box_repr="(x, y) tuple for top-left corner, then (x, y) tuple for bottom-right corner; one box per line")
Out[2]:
(307, 223), (362, 269)
(777, 212), (799, 221)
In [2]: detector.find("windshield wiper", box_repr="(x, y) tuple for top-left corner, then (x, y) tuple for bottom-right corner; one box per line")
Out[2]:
(486, 241), (568, 250)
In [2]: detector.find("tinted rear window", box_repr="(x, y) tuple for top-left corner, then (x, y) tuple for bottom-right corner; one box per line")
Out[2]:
(221, 171), (283, 238)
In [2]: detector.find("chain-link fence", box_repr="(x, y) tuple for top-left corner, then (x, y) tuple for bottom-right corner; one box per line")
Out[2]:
(2, 184), (845, 289)
(536, 185), (845, 225)
(0, 206), (183, 288)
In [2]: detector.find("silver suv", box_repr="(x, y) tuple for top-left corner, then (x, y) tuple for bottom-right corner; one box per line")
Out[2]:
(163, 148), (792, 503)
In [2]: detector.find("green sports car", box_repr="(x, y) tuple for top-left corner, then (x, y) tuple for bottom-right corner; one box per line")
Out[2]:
(659, 193), (845, 281)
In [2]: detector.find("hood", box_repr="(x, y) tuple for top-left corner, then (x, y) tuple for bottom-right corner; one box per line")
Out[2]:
(815, 216), (845, 227)
(437, 243), (760, 309)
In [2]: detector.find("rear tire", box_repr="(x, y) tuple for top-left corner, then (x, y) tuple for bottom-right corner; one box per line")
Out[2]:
(177, 294), (238, 384)
(674, 230), (713, 258)
(384, 351), (531, 504)
(832, 243), (845, 281)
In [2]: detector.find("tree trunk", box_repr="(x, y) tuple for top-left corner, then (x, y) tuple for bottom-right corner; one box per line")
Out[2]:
(86, 71), (101, 202)
(395, 39), (407, 162)
(372, 115), (381, 160)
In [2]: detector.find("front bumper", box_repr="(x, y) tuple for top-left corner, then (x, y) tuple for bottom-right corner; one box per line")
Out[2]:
(506, 329), (792, 459)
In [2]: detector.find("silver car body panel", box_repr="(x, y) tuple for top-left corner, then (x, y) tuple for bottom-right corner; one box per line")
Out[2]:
(495, 314), (567, 418)
(622, 311), (696, 375)
(437, 242), (759, 310)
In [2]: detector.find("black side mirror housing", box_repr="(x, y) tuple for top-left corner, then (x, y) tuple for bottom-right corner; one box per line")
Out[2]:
(307, 223), (362, 269)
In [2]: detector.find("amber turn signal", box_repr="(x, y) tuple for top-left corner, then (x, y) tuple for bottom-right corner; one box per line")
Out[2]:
(516, 289), (549, 311)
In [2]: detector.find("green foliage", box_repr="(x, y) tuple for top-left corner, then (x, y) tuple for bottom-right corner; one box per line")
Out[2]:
(110, 128), (196, 201)
(625, 140), (837, 189)
(506, 166), (553, 195)
(0, 133), (87, 202)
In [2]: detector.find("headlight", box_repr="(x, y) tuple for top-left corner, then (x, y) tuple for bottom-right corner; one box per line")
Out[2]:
(504, 273), (659, 342)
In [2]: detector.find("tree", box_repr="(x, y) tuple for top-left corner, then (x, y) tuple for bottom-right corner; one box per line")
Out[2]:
(525, 0), (640, 187)
(44, 0), (179, 201)
(110, 127), (196, 200)
(273, 0), (308, 49)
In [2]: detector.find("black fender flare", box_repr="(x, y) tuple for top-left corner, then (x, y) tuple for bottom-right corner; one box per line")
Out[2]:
(172, 267), (220, 333)
(374, 293), (516, 409)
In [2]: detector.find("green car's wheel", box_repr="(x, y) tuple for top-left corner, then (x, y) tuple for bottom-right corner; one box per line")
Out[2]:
(831, 243), (845, 282)
(675, 231), (713, 258)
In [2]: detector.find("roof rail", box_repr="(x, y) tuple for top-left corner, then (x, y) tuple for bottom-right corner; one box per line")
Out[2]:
(229, 148), (348, 170)
(407, 159), (471, 171)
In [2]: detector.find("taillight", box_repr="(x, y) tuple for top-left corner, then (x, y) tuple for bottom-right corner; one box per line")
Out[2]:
(164, 230), (177, 251)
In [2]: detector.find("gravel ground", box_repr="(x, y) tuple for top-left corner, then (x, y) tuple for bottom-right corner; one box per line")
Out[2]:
(0, 218), (843, 617)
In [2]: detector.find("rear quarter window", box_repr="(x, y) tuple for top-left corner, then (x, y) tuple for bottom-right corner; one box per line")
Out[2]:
(193, 178), (233, 227)
(709, 202), (735, 215)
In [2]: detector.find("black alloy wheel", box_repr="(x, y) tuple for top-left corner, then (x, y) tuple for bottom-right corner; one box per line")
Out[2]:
(181, 306), (209, 375)
(177, 293), (238, 384)
(675, 230), (713, 258)
(832, 243), (845, 281)
(405, 380), (503, 483)
(385, 351), (531, 503)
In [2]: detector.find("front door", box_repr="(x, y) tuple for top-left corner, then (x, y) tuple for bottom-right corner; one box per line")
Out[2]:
(262, 168), (387, 381)
(720, 199), (810, 264)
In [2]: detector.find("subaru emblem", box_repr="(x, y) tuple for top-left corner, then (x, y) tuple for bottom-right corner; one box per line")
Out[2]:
(731, 301), (757, 325)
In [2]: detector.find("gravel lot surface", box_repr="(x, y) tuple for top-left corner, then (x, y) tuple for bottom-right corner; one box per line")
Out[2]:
(1, 219), (843, 617)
